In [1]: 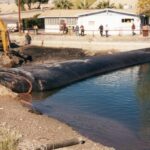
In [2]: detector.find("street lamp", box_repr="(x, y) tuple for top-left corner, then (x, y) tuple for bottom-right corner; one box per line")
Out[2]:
(18, 0), (21, 34)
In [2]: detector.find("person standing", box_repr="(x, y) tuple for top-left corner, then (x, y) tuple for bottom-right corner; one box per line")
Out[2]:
(105, 24), (109, 37)
(25, 31), (32, 45)
(80, 25), (84, 36)
(99, 25), (104, 36)
(75, 25), (79, 36)
(131, 23), (136, 36)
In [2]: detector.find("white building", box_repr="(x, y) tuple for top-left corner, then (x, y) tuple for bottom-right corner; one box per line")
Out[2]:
(78, 9), (141, 35)
(39, 9), (141, 35)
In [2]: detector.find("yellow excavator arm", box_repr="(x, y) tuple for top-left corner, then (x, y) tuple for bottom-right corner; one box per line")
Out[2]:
(0, 18), (9, 55)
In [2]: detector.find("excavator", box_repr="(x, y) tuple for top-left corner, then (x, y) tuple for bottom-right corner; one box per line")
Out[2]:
(0, 18), (9, 55)
(0, 18), (32, 67)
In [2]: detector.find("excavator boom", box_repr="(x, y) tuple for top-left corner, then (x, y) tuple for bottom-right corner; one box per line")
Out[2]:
(0, 18), (9, 55)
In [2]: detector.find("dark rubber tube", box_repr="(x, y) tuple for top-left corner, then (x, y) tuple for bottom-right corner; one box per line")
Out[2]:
(0, 48), (150, 93)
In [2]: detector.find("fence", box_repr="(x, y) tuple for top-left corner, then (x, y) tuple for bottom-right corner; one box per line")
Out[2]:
(22, 27), (150, 37)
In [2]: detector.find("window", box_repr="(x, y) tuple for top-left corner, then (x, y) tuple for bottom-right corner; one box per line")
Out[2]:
(46, 18), (77, 25)
(88, 21), (95, 25)
(66, 18), (77, 25)
(122, 18), (134, 23)
(46, 18), (59, 25)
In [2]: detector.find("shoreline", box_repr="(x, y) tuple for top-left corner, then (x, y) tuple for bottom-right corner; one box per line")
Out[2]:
(0, 85), (115, 150)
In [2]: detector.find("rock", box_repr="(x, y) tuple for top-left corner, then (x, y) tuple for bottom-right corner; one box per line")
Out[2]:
(0, 55), (15, 68)
(0, 84), (18, 98)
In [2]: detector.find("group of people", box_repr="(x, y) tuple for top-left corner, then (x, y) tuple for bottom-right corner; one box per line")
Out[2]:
(61, 24), (85, 36)
(99, 24), (109, 37)
(74, 25), (85, 36)
(61, 22), (136, 37)
(99, 23), (136, 37)
(24, 22), (137, 45)
(60, 22), (85, 36)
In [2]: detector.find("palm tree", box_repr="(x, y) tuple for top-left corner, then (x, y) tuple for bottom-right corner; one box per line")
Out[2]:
(137, 0), (150, 15)
(77, 0), (90, 9)
(117, 3), (123, 9)
(15, 0), (26, 10)
(96, 0), (116, 9)
(53, 0), (74, 9)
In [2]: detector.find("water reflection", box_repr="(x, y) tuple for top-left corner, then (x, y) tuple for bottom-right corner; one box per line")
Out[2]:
(137, 64), (150, 142)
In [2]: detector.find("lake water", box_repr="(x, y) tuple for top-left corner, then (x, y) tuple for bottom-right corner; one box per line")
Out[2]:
(33, 64), (150, 150)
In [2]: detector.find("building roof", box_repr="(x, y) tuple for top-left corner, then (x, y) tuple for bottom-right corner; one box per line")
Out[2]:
(78, 9), (138, 17)
(39, 9), (94, 18)
(39, 8), (138, 18)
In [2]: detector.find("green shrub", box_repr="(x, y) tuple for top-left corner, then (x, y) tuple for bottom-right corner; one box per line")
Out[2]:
(22, 14), (44, 30)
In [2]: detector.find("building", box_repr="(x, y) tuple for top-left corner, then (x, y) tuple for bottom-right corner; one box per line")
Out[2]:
(78, 9), (141, 35)
(39, 9), (141, 35)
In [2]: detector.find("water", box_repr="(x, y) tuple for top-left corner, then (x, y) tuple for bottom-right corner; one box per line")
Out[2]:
(33, 64), (150, 150)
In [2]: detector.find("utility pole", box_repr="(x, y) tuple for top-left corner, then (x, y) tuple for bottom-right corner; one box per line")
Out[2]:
(18, 0), (21, 34)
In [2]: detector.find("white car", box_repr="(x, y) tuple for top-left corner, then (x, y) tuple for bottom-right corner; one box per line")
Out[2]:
(7, 23), (18, 32)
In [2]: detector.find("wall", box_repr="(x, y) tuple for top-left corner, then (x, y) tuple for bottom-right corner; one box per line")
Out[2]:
(45, 17), (77, 33)
(77, 11), (141, 35)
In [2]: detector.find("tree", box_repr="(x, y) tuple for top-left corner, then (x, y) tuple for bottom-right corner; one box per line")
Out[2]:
(77, 0), (90, 9)
(53, 0), (74, 9)
(25, 0), (32, 10)
(15, 0), (26, 10)
(96, 0), (116, 9)
(137, 0), (150, 15)
(34, 0), (49, 9)
(117, 3), (123, 9)
(15, 0), (33, 10)
(15, 0), (49, 10)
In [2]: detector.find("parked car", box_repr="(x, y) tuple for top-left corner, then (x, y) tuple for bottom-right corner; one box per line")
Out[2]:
(7, 23), (18, 32)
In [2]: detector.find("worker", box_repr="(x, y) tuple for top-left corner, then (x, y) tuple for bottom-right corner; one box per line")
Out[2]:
(25, 31), (32, 45)
(131, 23), (136, 36)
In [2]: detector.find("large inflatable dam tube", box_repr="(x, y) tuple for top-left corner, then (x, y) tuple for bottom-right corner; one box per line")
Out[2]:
(0, 48), (150, 93)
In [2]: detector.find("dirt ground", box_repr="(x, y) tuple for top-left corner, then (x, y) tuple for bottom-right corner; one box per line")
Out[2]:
(0, 85), (115, 150)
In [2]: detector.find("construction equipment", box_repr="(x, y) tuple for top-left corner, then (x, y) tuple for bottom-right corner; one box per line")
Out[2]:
(0, 18), (32, 67)
(0, 18), (10, 55)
